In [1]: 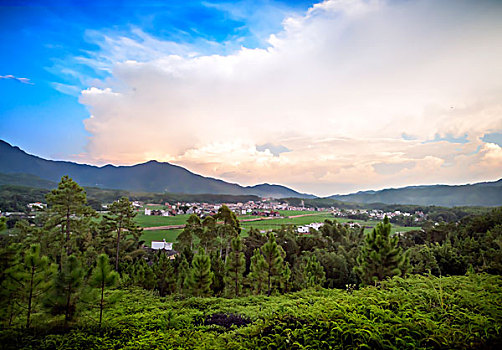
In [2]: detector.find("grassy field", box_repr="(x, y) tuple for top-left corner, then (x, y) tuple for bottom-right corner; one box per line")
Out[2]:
(137, 210), (421, 245)
(140, 229), (183, 245)
(135, 213), (191, 227)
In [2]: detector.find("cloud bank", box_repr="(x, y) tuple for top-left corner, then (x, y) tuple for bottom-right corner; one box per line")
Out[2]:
(78, 0), (502, 195)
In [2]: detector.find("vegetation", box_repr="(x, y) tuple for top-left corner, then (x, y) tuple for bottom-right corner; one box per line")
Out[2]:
(1, 176), (502, 348)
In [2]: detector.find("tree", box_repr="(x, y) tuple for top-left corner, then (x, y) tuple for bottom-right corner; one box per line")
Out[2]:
(186, 251), (213, 297)
(0, 243), (22, 326)
(200, 216), (218, 252)
(224, 236), (246, 297)
(88, 254), (119, 327)
(210, 251), (225, 295)
(176, 256), (190, 295)
(354, 216), (408, 285)
(304, 254), (326, 288)
(45, 255), (84, 326)
(104, 197), (142, 271)
(261, 232), (285, 296)
(45, 176), (96, 262)
(9, 244), (52, 327)
(214, 205), (240, 259)
(154, 253), (175, 297)
(0, 216), (6, 231)
(247, 248), (267, 295)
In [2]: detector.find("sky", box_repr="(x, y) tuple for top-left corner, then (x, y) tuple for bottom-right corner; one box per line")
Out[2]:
(1, 0), (502, 196)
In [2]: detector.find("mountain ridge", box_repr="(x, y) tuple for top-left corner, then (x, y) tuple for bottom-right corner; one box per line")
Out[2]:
(0, 140), (315, 198)
(328, 179), (502, 207)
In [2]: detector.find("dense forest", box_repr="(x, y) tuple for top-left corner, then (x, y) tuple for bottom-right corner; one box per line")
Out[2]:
(1, 176), (501, 348)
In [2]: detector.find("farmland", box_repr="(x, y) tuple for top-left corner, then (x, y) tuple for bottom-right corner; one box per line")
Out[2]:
(135, 208), (421, 245)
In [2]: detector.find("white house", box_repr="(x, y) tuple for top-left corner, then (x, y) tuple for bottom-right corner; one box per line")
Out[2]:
(145, 208), (152, 215)
(297, 222), (324, 234)
(151, 239), (173, 250)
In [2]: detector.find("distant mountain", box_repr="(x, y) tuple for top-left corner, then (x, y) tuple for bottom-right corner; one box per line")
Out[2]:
(328, 179), (502, 207)
(0, 140), (314, 198)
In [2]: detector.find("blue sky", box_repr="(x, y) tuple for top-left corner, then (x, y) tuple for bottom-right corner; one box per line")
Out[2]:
(0, 0), (315, 159)
(1, 0), (501, 195)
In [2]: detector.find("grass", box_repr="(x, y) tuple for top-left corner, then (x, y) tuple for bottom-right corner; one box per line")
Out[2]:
(140, 229), (183, 246)
(135, 213), (191, 228)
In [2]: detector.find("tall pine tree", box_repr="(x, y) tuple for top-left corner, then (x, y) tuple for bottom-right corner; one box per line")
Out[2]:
(224, 236), (245, 297)
(261, 233), (285, 296)
(88, 254), (119, 327)
(186, 251), (213, 297)
(354, 216), (408, 285)
(247, 248), (267, 295)
(45, 176), (95, 258)
(45, 255), (84, 326)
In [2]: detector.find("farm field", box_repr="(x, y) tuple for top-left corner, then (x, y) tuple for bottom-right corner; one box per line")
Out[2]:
(136, 210), (421, 245)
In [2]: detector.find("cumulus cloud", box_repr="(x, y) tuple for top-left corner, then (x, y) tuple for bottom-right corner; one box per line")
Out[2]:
(0, 75), (33, 85)
(77, 0), (502, 195)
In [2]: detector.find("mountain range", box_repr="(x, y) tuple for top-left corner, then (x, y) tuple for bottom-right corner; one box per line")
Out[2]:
(1, 140), (501, 206)
(329, 180), (502, 207)
(0, 140), (314, 198)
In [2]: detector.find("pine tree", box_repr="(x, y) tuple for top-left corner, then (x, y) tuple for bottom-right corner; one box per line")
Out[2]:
(46, 254), (84, 326)
(186, 251), (213, 297)
(304, 254), (326, 288)
(247, 248), (267, 295)
(200, 216), (218, 252)
(354, 216), (408, 285)
(210, 251), (225, 295)
(9, 244), (52, 328)
(176, 256), (190, 294)
(281, 262), (292, 293)
(88, 254), (119, 327)
(224, 236), (245, 297)
(0, 244), (23, 326)
(45, 176), (96, 258)
(154, 253), (175, 297)
(261, 233), (285, 296)
(132, 259), (156, 290)
(104, 197), (142, 272)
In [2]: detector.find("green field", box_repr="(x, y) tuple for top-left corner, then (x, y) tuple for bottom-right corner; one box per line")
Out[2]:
(138, 210), (420, 245)
(135, 213), (190, 227)
(140, 229), (182, 245)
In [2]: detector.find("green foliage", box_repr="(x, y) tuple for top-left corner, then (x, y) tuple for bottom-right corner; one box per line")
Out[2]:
(304, 254), (326, 288)
(187, 251), (214, 297)
(1, 274), (501, 349)
(6, 244), (52, 328)
(45, 176), (96, 257)
(45, 255), (84, 325)
(103, 196), (143, 271)
(153, 253), (175, 297)
(224, 236), (245, 297)
(88, 254), (119, 326)
(247, 248), (267, 295)
(261, 232), (285, 296)
(355, 216), (408, 285)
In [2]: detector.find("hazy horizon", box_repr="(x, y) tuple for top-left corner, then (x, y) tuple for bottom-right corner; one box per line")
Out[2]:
(1, 0), (501, 196)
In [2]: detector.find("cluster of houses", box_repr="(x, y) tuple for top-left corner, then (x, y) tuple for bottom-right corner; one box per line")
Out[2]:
(333, 208), (425, 222)
(140, 200), (323, 218)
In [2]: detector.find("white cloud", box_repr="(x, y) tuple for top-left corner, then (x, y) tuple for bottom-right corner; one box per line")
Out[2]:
(0, 75), (33, 85)
(77, 0), (502, 195)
